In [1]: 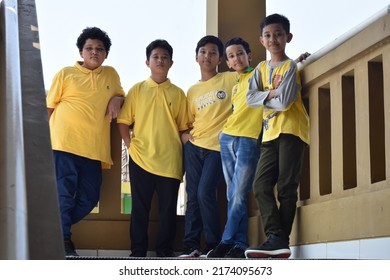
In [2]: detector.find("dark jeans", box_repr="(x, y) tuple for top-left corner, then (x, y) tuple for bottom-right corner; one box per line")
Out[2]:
(53, 150), (102, 240)
(183, 141), (223, 249)
(129, 156), (180, 256)
(252, 133), (306, 241)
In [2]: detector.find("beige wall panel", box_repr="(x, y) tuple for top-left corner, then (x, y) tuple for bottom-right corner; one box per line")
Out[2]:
(293, 187), (390, 245)
(354, 60), (371, 187)
(381, 44), (390, 181)
(330, 75), (344, 195)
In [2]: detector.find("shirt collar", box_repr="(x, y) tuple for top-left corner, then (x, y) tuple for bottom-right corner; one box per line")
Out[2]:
(75, 61), (103, 74)
(146, 77), (172, 88)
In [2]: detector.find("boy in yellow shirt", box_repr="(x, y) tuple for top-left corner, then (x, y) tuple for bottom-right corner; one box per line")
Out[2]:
(245, 14), (310, 259)
(47, 27), (125, 257)
(117, 39), (188, 258)
(179, 35), (237, 258)
(207, 37), (263, 258)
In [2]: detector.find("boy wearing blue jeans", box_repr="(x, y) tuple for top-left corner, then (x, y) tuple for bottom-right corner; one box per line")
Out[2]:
(47, 27), (125, 257)
(179, 35), (238, 258)
(206, 37), (263, 258)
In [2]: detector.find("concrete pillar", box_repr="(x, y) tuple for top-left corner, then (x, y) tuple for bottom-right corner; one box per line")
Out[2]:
(18, 0), (64, 259)
(206, 0), (266, 71)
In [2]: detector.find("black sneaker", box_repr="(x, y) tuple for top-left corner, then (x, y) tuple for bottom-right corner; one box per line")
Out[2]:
(225, 245), (245, 258)
(245, 234), (291, 259)
(64, 239), (79, 257)
(129, 250), (146, 258)
(156, 249), (175, 258)
(178, 248), (200, 258)
(199, 246), (214, 258)
(206, 243), (234, 258)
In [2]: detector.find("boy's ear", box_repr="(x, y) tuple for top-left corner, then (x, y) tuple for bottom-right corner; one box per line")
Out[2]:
(145, 60), (150, 67)
(226, 59), (234, 70)
(287, 33), (293, 43)
(259, 36), (266, 48)
(225, 59), (231, 69)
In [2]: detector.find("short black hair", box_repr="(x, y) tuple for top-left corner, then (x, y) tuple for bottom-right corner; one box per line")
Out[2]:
(260, 13), (290, 34)
(195, 35), (224, 57)
(224, 37), (251, 59)
(146, 39), (173, 60)
(76, 27), (112, 54)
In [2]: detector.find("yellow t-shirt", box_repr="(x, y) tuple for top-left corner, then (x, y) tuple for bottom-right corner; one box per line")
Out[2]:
(117, 77), (188, 180)
(46, 61), (125, 168)
(222, 69), (263, 139)
(256, 60), (310, 144)
(187, 72), (237, 151)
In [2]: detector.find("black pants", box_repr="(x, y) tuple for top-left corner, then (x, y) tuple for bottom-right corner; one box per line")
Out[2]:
(129, 156), (180, 255)
(252, 134), (307, 241)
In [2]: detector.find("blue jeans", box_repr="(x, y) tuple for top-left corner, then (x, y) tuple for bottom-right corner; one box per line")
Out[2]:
(219, 133), (260, 249)
(54, 151), (102, 240)
(183, 141), (223, 249)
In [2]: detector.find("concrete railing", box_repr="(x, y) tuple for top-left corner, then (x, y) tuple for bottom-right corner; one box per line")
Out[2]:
(291, 5), (390, 248)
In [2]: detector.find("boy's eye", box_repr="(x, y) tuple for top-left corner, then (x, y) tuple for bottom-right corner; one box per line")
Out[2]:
(83, 47), (106, 53)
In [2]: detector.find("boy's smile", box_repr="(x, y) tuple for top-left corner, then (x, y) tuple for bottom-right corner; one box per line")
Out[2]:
(260, 23), (292, 56)
(225, 44), (251, 73)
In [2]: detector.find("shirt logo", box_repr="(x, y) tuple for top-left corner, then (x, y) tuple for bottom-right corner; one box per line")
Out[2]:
(273, 75), (282, 89)
(263, 112), (278, 130)
(195, 90), (227, 110)
(216, 90), (227, 100)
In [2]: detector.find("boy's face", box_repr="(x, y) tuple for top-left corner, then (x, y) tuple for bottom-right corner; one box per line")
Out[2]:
(196, 43), (222, 71)
(260, 23), (292, 55)
(146, 47), (173, 75)
(225, 44), (251, 73)
(79, 39), (107, 70)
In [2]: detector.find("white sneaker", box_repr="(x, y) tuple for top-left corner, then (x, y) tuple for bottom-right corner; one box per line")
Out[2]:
(178, 248), (200, 258)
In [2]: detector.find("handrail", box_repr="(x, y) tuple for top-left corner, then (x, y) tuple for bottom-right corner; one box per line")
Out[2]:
(299, 4), (390, 70)
(0, 0), (29, 259)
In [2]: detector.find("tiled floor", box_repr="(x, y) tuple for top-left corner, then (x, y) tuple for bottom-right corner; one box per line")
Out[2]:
(290, 237), (390, 259)
(74, 237), (390, 259)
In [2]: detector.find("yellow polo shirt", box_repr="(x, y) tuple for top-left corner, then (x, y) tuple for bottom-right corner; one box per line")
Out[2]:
(46, 61), (125, 168)
(117, 77), (188, 180)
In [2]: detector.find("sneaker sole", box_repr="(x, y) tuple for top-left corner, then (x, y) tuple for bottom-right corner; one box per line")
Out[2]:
(245, 249), (291, 259)
(177, 255), (200, 258)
